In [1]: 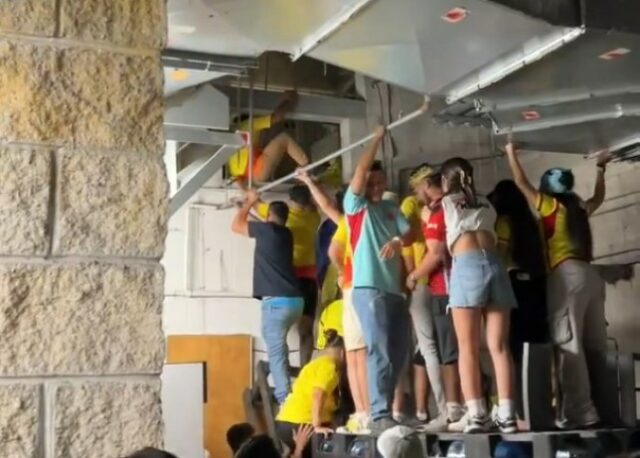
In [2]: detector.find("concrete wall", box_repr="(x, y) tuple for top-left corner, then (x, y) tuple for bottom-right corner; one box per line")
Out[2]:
(0, 2), (167, 457)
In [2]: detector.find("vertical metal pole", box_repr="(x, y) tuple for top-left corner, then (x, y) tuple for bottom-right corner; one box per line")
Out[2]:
(248, 70), (255, 189)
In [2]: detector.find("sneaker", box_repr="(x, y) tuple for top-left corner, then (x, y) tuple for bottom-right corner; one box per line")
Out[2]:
(463, 414), (492, 433)
(420, 414), (449, 433)
(393, 412), (408, 425)
(368, 417), (398, 435)
(495, 415), (518, 434)
(336, 413), (371, 435)
(416, 411), (428, 423)
(447, 404), (465, 423)
(447, 412), (468, 433)
(555, 407), (600, 431)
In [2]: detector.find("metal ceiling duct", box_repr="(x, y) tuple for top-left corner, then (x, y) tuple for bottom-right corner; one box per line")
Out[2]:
(437, 1), (640, 158)
(307, 0), (579, 96)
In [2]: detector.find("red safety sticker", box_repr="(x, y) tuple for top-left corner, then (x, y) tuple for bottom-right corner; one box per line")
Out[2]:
(599, 48), (631, 60)
(442, 7), (468, 24)
(522, 111), (541, 121)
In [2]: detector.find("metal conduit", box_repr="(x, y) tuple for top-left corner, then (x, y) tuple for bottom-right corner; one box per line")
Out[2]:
(256, 97), (430, 194)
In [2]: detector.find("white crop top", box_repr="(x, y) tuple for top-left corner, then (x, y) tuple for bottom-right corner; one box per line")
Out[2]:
(441, 192), (497, 250)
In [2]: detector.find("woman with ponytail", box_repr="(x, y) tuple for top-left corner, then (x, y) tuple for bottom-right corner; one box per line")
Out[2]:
(439, 158), (518, 433)
(276, 329), (345, 458)
(505, 144), (609, 430)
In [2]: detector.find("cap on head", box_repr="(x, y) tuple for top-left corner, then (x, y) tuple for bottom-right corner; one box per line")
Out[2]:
(540, 168), (574, 194)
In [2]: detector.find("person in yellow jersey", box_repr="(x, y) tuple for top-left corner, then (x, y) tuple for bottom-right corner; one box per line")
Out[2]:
(316, 299), (344, 350)
(295, 169), (370, 435)
(255, 184), (321, 367)
(505, 143), (610, 430)
(227, 90), (309, 183)
(488, 180), (548, 421)
(276, 329), (345, 458)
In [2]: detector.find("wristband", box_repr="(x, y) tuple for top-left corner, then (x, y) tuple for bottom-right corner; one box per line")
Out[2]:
(597, 165), (606, 174)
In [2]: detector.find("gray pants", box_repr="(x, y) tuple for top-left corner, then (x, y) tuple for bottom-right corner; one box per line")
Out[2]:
(409, 284), (446, 416)
(547, 260), (607, 424)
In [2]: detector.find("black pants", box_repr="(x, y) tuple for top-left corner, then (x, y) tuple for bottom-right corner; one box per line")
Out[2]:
(509, 270), (548, 417)
(509, 270), (549, 363)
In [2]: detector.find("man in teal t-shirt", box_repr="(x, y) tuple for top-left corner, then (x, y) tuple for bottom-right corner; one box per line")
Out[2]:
(343, 126), (412, 434)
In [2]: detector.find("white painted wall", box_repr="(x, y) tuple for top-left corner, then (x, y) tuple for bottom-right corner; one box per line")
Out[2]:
(162, 363), (206, 458)
(162, 180), (303, 371)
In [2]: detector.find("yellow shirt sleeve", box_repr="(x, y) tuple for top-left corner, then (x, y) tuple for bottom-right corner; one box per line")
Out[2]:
(536, 193), (558, 218)
(331, 217), (347, 246)
(256, 202), (269, 220)
(495, 216), (511, 244)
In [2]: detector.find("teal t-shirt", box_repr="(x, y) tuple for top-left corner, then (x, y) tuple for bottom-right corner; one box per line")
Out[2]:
(343, 187), (410, 295)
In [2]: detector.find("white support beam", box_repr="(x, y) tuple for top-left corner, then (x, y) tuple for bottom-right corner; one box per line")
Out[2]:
(169, 145), (239, 216)
(226, 88), (366, 124)
(164, 126), (244, 147)
(164, 140), (179, 195)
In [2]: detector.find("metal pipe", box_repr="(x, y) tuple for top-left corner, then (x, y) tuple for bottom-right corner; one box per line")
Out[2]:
(248, 71), (255, 189)
(257, 98), (429, 194)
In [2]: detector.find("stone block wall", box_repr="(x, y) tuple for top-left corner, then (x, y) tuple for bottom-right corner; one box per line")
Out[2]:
(0, 2), (168, 457)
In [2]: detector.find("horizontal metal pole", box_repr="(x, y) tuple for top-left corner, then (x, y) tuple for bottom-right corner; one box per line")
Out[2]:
(445, 27), (584, 104)
(162, 49), (259, 73)
(257, 98), (429, 194)
(164, 126), (244, 147)
(495, 104), (640, 135)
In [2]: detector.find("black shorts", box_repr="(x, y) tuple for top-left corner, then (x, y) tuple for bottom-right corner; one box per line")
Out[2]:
(431, 295), (458, 365)
(412, 349), (426, 367)
(297, 277), (318, 318)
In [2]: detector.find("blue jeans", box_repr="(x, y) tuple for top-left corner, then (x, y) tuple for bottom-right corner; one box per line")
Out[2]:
(261, 297), (304, 403)
(351, 288), (411, 420)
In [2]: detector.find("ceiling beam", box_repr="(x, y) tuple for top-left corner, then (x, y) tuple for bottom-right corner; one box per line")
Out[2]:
(225, 87), (366, 124)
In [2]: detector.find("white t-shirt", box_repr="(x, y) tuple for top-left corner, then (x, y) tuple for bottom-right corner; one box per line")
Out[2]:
(441, 192), (497, 250)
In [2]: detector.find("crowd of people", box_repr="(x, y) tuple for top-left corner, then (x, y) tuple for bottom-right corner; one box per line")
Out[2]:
(229, 118), (615, 457)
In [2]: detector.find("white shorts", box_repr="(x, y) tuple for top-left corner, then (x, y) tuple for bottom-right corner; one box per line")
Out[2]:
(342, 288), (366, 351)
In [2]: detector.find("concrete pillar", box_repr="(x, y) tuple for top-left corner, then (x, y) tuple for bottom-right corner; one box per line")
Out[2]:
(0, 2), (167, 457)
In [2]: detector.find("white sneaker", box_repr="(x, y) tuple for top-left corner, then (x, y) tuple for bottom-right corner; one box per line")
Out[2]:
(420, 414), (449, 432)
(416, 411), (428, 423)
(336, 413), (371, 435)
(447, 412), (468, 432)
(447, 404), (465, 423)
(464, 414), (492, 433)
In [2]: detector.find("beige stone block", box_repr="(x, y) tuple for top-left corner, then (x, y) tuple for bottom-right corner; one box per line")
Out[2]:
(0, 0), (55, 36)
(0, 384), (40, 458)
(60, 0), (166, 49)
(0, 146), (50, 255)
(56, 151), (168, 257)
(0, 41), (164, 153)
(54, 380), (162, 458)
(0, 263), (164, 376)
